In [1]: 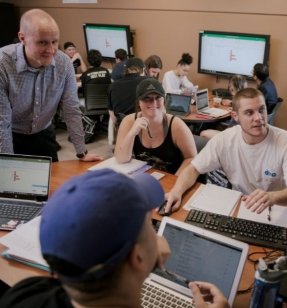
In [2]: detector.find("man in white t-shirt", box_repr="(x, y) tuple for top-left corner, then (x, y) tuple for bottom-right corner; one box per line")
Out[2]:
(165, 88), (287, 215)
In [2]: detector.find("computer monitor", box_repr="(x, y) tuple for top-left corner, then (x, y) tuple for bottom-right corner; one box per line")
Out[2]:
(198, 30), (270, 79)
(83, 23), (134, 60)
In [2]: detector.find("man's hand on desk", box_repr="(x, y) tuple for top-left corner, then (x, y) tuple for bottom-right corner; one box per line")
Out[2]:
(164, 191), (182, 213)
(189, 281), (229, 308)
(79, 153), (103, 162)
(242, 189), (275, 214)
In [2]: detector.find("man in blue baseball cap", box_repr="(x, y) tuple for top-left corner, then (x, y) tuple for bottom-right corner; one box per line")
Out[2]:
(0, 169), (228, 308)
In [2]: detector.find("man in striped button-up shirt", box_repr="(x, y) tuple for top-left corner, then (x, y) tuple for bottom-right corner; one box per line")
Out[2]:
(0, 9), (102, 162)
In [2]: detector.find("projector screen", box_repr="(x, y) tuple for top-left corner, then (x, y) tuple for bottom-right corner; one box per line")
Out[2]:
(83, 23), (133, 60)
(198, 30), (270, 78)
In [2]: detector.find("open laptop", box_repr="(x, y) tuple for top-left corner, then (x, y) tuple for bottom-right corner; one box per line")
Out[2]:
(0, 154), (51, 231)
(141, 217), (248, 307)
(165, 93), (192, 116)
(196, 88), (230, 117)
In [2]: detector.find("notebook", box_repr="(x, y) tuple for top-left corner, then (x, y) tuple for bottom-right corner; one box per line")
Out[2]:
(0, 153), (51, 231)
(165, 93), (192, 116)
(88, 157), (151, 175)
(142, 217), (248, 306)
(196, 88), (230, 118)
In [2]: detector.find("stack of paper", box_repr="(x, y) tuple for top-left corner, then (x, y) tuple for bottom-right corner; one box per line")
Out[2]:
(88, 157), (151, 175)
(0, 216), (49, 271)
(183, 183), (242, 216)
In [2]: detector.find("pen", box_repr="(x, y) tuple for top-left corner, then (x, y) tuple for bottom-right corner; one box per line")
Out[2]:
(267, 206), (271, 221)
(147, 126), (152, 138)
(163, 269), (190, 286)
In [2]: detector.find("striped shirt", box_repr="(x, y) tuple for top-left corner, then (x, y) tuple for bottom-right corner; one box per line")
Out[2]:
(0, 43), (86, 154)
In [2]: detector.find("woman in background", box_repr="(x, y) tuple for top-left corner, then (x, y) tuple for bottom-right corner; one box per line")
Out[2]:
(63, 41), (87, 75)
(162, 53), (197, 95)
(144, 55), (163, 80)
(115, 78), (197, 175)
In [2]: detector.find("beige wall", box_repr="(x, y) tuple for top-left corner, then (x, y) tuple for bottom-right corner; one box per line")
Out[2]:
(7, 0), (287, 128)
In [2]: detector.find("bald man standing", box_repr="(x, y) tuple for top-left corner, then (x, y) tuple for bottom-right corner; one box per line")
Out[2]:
(0, 9), (102, 162)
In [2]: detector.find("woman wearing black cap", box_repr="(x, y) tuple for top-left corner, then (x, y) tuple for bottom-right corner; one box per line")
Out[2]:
(114, 78), (197, 175)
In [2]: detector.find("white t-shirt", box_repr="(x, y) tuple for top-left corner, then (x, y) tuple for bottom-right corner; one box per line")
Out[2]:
(162, 70), (196, 94)
(192, 125), (287, 195)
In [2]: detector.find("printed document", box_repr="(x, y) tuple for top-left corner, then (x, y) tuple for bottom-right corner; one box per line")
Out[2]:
(0, 216), (49, 270)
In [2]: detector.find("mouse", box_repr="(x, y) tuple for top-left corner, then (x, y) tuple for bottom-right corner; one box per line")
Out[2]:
(158, 201), (171, 216)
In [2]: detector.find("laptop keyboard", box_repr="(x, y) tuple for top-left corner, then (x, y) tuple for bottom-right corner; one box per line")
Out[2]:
(0, 201), (42, 220)
(141, 281), (195, 308)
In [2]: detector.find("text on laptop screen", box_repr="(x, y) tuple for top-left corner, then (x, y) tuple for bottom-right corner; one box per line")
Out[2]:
(0, 156), (50, 196)
(196, 90), (209, 110)
(162, 223), (243, 299)
(166, 94), (191, 113)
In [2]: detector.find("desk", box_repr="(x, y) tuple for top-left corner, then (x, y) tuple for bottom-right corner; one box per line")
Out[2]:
(182, 104), (231, 134)
(0, 160), (262, 307)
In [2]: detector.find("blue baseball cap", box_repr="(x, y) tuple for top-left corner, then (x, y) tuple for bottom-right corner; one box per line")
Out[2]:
(40, 169), (164, 281)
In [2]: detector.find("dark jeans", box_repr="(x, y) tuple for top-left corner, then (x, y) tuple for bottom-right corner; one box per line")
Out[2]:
(12, 125), (59, 162)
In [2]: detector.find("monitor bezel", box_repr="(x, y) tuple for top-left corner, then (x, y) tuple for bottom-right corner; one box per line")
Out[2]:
(83, 23), (133, 61)
(197, 30), (271, 79)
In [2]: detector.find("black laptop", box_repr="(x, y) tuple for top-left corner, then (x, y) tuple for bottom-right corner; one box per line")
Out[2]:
(165, 93), (192, 116)
(0, 154), (51, 230)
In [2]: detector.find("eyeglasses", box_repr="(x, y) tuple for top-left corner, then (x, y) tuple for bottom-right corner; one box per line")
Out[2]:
(141, 95), (163, 103)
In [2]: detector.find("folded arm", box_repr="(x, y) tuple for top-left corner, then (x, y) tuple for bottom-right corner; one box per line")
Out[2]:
(114, 114), (150, 163)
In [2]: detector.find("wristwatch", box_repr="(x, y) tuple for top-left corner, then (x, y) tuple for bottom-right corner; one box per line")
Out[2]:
(76, 150), (88, 159)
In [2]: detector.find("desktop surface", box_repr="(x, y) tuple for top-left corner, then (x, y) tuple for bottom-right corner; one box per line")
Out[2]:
(0, 160), (278, 307)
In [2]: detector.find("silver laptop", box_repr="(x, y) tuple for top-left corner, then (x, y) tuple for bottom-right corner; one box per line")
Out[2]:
(0, 153), (51, 231)
(141, 217), (248, 307)
(165, 93), (192, 116)
(196, 88), (230, 117)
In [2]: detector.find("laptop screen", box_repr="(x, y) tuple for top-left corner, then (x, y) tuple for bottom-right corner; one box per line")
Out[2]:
(155, 218), (248, 305)
(0, 154), (51, 201)
(196, 89), (209, 111)
(166, 94), (191, 114)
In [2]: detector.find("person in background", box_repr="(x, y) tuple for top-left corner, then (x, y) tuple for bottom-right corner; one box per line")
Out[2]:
(108, 57), (146, 127)
(0, 9), (102, 162)
(253, 63), (278, 114)
(111, 48), (128, 81)
(144, 54), (163, 80)
(165, 88), (287, 214)
(63, 41), (87, 75)
(162, 52), (198, 95)
(200, 75), (248, 139)
(115, 78), (197, 175)
(0, 169), (229, 308)
(80, 49), (111, 88)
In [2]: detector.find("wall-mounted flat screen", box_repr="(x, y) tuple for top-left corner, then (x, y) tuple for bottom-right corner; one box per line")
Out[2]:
(198, 30), (270, 78)
(83, 23), (133, 60)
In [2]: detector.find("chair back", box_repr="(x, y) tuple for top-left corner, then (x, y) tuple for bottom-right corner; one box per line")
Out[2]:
(84, 83), (110, 115)
(268, 98), (283, 126)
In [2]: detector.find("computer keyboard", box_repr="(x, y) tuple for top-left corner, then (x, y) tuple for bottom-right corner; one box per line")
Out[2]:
(185, 209), (287, 251)
(141, 281), (194, 308)
(0, 202), (42, 220)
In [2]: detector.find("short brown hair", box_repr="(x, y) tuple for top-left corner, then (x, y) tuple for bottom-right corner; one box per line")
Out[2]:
(232, 88), (265, 111)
